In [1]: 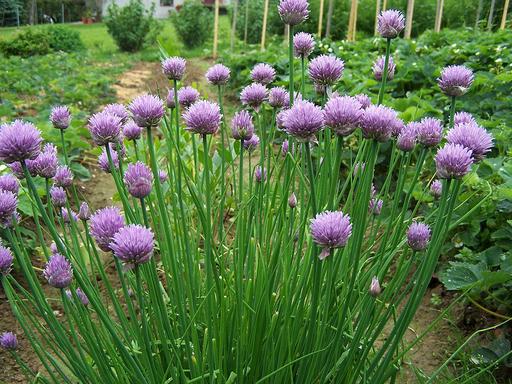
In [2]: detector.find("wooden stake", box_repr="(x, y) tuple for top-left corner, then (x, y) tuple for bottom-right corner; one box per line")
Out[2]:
(347, 0), (358, 41)
(434, 0), (444, 32)
(500, 0), (510, 30)
(487, 0), (496, 31)
(261, 0), (270, 50)
(213, 0), (220, 59)
(244, 0), (249, 43)
(325, 0), (334, 38)
(374, 0), (381, 36)
(475, 0), (484, 29)
(231, 0), (238, 51)
(404, 0), (414, 39)
(318, 0), (325, 37)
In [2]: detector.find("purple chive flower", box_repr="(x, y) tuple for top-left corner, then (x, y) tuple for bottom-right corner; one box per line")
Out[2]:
(0, 174), (19, 195)
(33, 143), (58, 179)
(110, 224), (154, 266)
(446, 122), (493, 161)
(373, 55), (396, 81)
(310, 210), (352, 260)
(98, 148), (119, 173)
(90, 206), (125, 252)
(391, 118), (405, 137)
(65, 287), (89, 306)
(158, 170), (168, 183)
(369, 276), (381, 297)
(309, 55), (344, 87)
(231, 110), (255, 141)
(0, 332), (18, 351)
(360, 105), (397, 142)
(43, 253), (73, 288)
(53, 165), (73, 188)
(323, 95), (363, 136)
(416, 117), (443, 147)
(407, 222), (431, 251)
(377, 9), (405, 39)
(454, 111), (476, 126)
(103, 104), (129, 124)
(0, 190), (17, 225)
(183, 100), (222, 135)
(397, 124), (417, 152)
(294, 32), (315, 58)
(438, 65), (474, 97)
(435, 143), (473, 179)
(430, 180), (442, 198)
(0, 245), (13, 275)
(243, 134), (260, 152)
(123, 120), (142, 141)
(255, 166), (267, 183)
(269, 87), (290, 109)
(78, 202), (91, 221)
(166, 88), (177, 109)
(355, 94), (372, 109)
(288, 192), (297, 208)
(128, 94), (165, 128)
(240, 83), (268, 111)
(162, 57), (186, 81)
(276, 109), (289, 130)
(251, 63), (276, 85)
(205, 64), (231, 86)
(50, 106), (71, 130)
(369, 198), (383, 215)
(283, 100), (324, 141)
(50, 186), (67, 208)
(88, 111), (122, 146)
(0, 120), (42, 164)
(124, 162), (153, 199)
(50, 242), (58, 255)
(178, 86), (200, 109)
(353, 162), (366, 176)
(281, 139), (289, 156)
(61, 208), (78, 224)
(278, 0), (309, 25)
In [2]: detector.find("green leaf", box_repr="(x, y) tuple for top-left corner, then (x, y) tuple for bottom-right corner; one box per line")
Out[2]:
(439, 261), (486, 290)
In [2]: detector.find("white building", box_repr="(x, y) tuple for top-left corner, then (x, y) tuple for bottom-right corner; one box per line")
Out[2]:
(103, 0), (231, 19)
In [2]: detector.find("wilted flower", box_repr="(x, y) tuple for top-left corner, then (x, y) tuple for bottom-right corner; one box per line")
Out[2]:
(0, 245), (13, 275)
(446, 122), (493, 161)
(205, 64), (231, 85)
(438, 65), (474, 97)
(251, 63), (276, 85)
(323, 95), (363, 136)
(278, 0), (309, 25)
(178, 86), (200, 109)
(355, 94), (372, 109)
(454, 111), (476, 126)
(231, 110), (254, 141)
(43, 253), (73, 288)
(430, 180), (442, 198)
(162, 57), (186, 81)
(110, 224), (154, 266)
(373, 55), (396, 81)
(183, 100), (222, 135)
(0, 332), (18, 351)
(309, 55), (344, 87)
(90, 206), (125, 252)
(53, 165), (73, 188)
(78, 202), (91, 221)
(283, 100), (324, 141)
(50, 106), (71, 130)
(0, 174), (19, 195)
(416, 117), (443, 147)
(128, 94), (165, 128)
(98, 148), (119, 173)
(255, 166), (267, 183)
(240, 83), (268, 110)
(65, 287), (89, 306)
(0, 120), (42, 164)
(369, 198), (383, 215)
(103, 103), (129, 124)
(269, 87), (290, 109)
(88, 112), (122, 146)
(243, 134), (260, 152)
(407, 222), (431, 251)
(369, 276), (381, 297)
(158, 170), (168, 183)
(294, 32), (315, 58)
(288, 192), (297, 208)
(435, 143), (473, 179)
(50, 186), (67, 208)
(360, 105), (398, 142)
(310, 210), (352, 260)
(123, 120), (142, 141)
(124, 162), (153, 199)
(377, 9), (405, 39)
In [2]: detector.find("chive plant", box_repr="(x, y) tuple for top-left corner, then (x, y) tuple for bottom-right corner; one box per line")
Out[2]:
(0, 2), (495, 383)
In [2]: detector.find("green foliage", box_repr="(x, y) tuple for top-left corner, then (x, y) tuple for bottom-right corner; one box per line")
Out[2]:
(105, 0), (161, 52)
(172, 0), (213, 48)
(45, 25), (85, 52)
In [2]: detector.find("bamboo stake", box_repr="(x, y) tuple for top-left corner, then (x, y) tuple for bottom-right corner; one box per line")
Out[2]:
(318, 0), (325, 37)
(231, 0), (238, 51)
(374, 0), (381, 36)
(347, 0), (358, 41)
(261, 0), (270, 50)
(501, 0), (510, 30)
(244, 0), (249, 43)
(434, 0), (444, 33)
(325, 0), (335, 38)
(404, 0), (414, 39)
(475, 0), (483, 29)
(213, 0), (220, 59)
(487, 0), (496, 31)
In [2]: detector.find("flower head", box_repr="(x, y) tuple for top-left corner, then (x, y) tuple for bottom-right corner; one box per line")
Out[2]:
(0, 190), (17, 226)
(88, 112), (122, 146)
(78, 202), (91, 221)
(283, 100), (324, 141)
(391, 118), (405, 137)
(90, 206), (125, 252)
(369, 276), (381, 297)
(103, 103), (129, 124)
(0, 332), (18, 351)
(294, 32), (315, 57)
(416, 117), (443, 147)
(454, 111), (476, 126)
(43, 253), (73, 288)
(309, 55), (344, 87)
(243, 134), (260, 152)
(446, 122), (493, 161)
(369, 198), (383, 215)
(373, 55), (396, 81)
(397, 123), (417, 152)
(110, 224), (154, 266)
(124, 162), (153, 199)
(61, 208), (78, 224)
(355, 94), (372, 109)
(178, 86), (200, 109)
(183, 100), (222, 135)
(407, 222), (431, 251)
(33, 143), (58, 179)
(162, 57), (186, 80)
(288, 192), (297, 208)
(278, 0), (309, 25)
(240, 83), (267, 110)
(0, 174), (19, 195)
(323, 95), (363, 136)
(159, 170), (168, 183)
(360, 105), (397, 142)
(53, 165), (73, 188)
(435, 143), (473, 179)
(50, 106), (71, 129)
(50, 186), (67, 208)
(269, 87), (290, 109)
(0, 245), (13, 275)
(438, 65), (474, 97)
(98, 148), (119, 173)
(377, 9), (405, 39)
(0, 120), (42, 163)
(66, 287), (89, 306)
(231, 110), (254, 141)
(255, 166), (267, 183)
(206, 64), (231, 85)
(430, 180), (442, 198)
(310, 210), (352, 260)
(128, 94), (165, 128)
(123, 120), (142, 141)
(281, 139), (290, 156)
(251, 63), (276, 85)
(166, 88), (177, 109)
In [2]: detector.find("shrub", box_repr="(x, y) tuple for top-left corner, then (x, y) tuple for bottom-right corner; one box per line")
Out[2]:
(105, 0), (160, 52)
(45, 25), (85, 53)
(172, 0), (213, 48)
(0, 29), (50, 57)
